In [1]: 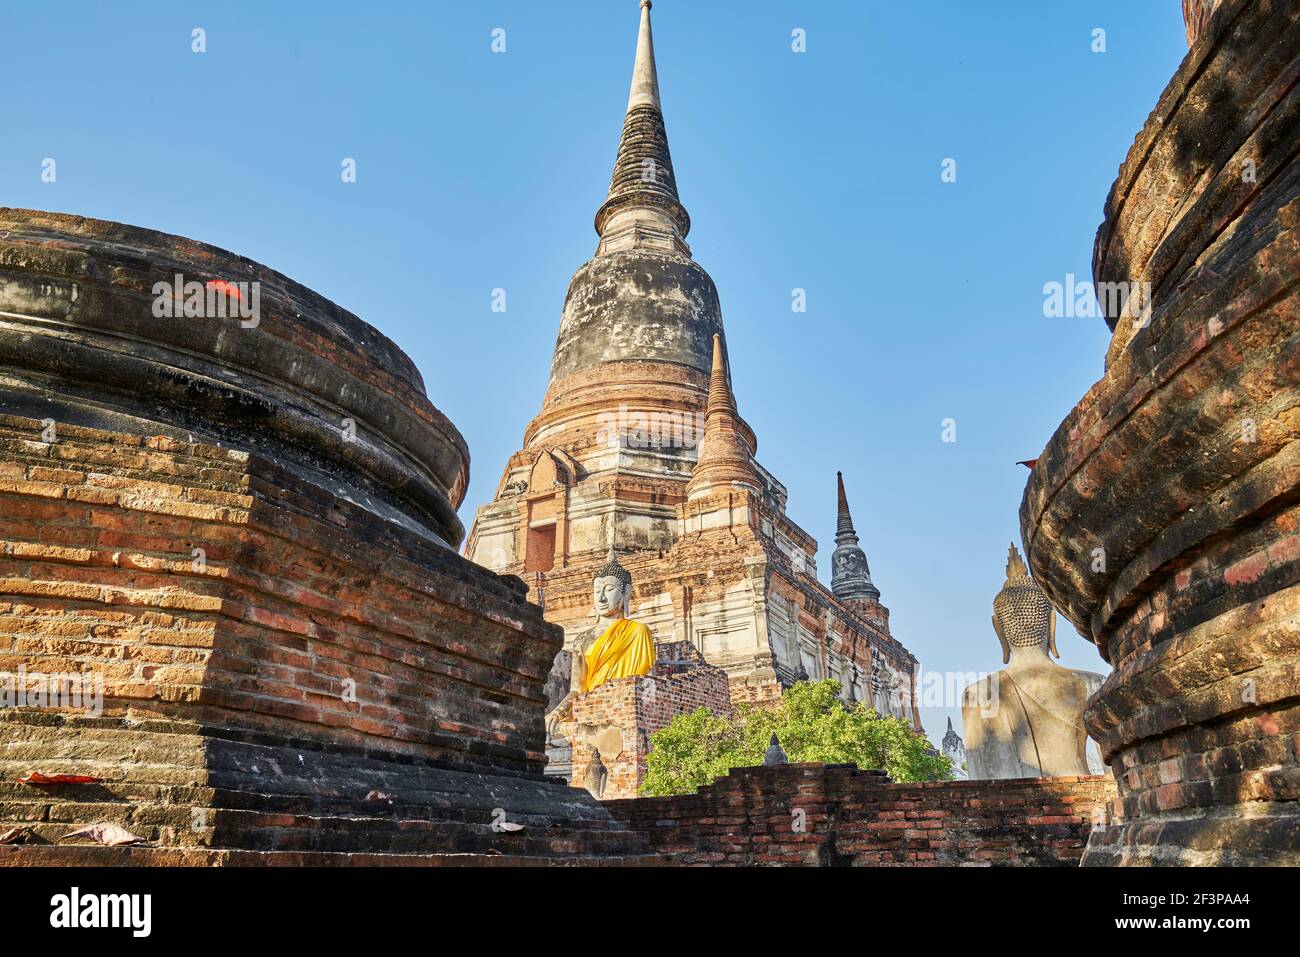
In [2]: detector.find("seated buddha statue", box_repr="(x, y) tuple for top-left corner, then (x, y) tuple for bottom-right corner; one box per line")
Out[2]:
(547, 547), (655, 730)
(961, 545), (1104, 779)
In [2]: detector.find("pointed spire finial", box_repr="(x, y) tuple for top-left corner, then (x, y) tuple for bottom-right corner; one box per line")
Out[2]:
(628, 1), (661, 112)
(706, 334), (737, 418)
(594, 1), (690, 255)
(836, 471), (856, 539)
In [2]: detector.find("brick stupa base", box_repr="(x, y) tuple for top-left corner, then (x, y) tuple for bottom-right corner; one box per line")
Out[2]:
(0, 210), (652, 865)
(565, 640), (732, 799)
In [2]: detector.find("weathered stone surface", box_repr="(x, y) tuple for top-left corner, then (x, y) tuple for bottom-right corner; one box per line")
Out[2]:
(0, 417), (556, 773)
(1021, 0), (1300, 865)
(1183, 0), (1229, 45)
(0, 845), (657, 867)
(549, 251), (724, 392)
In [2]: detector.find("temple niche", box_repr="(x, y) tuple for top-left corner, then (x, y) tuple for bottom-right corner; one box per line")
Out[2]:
(961, 546), (1104, 780)
(464, 0), (925, 786)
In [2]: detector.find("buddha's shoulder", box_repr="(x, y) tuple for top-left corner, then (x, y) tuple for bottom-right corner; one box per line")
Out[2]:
(624, 619), (653, 638)
(961, 673), (1000, 704)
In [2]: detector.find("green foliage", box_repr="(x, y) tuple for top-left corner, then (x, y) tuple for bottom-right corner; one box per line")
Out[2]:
(639, 679), (951, 797)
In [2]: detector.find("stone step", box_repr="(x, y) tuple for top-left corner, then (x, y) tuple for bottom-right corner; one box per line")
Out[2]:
(0, 780), (629, 829)
(0, 844), (661, 867)
(0, 793), (651, 858)
(2, 819), (649, 858)
(1, 780), (639, 832)
(0, 715), (646, 861)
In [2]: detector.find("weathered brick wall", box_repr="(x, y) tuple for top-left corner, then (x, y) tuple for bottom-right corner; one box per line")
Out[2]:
(0, 415), (557, 775)
(0, 209), (660, 865)
(0, 414), (650, 860)
(1020, 0), (1300, 865)
(606, 764), (1118, 866)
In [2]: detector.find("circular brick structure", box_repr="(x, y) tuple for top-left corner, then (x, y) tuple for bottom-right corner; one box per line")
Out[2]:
(0, 210), (651, 862)
(1021, 0), (1299, 865)
(0, 208), (468, 548)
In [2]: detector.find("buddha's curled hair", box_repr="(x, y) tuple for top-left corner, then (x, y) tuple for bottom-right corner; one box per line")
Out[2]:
(594, 545), (632, 587)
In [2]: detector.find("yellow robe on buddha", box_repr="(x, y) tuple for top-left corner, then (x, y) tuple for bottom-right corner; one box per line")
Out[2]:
(581, 619), (655, 693)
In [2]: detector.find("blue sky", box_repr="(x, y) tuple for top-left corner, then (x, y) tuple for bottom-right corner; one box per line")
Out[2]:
(3, 1), (1190, 744)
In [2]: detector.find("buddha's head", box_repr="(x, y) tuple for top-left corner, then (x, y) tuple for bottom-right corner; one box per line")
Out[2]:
(593, 546), (633, 621)
(992, 544), (1058, 663)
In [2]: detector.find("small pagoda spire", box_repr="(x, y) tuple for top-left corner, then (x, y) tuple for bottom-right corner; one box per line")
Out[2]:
(830, 472), (881, 602)
(763, 733), (788, 766)
(836, 470), (856, 539)
(594, 1), (691, 256)
(941, 717), (965, 765)
(687, 335), (759, 500)
(707, 331), (738, 417)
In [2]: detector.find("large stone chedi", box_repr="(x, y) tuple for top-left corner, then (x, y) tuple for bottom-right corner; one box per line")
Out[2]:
(962, 547), (1103, 780)
(1022, 0), (1300, 865)
(466, 0), (922, 742)
(0, 208), (647, 864)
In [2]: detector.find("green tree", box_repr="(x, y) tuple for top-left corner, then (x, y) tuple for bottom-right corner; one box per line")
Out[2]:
(639, 679), (951, 796)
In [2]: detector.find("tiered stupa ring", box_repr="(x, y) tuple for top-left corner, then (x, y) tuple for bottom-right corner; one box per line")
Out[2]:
(0, 208), (468, 547)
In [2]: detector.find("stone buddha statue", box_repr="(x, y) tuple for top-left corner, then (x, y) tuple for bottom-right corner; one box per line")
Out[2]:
(547, 547), (655, 728)
(961, 545), (1104, 779)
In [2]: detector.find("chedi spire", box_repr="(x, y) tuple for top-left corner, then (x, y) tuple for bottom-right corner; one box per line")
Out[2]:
(595, 1), (691, 256)
(687, 335), (758, 500)
(831, 472), (880, 602)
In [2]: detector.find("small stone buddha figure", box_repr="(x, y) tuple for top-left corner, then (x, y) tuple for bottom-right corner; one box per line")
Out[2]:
(548, 547), (656, 725)
(961, 544), (1104, 779)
